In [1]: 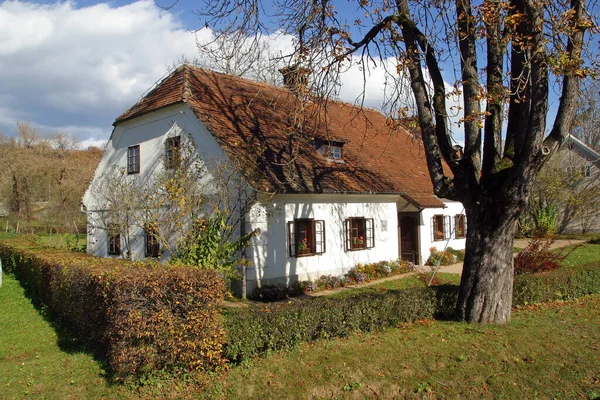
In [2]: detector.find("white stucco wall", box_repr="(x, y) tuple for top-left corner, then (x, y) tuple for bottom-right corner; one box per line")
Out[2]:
(244, 194), (400, 291)
(83, 103), (231, 260)
(418, 200), (466, 264)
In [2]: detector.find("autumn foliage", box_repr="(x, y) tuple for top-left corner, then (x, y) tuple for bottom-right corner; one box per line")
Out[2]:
(0, 237), (226, 379)
(513, 236), (580, 275)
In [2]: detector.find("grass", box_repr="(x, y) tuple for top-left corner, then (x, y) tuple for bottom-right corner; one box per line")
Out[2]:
(1, 240), (599, 398)
(3, 267), (599, 399)
(561, 243), (600, 267)
(0, 272), (126, 399)
(327, 273), (460, 299)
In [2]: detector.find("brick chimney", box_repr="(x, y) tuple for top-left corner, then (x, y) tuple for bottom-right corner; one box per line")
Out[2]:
(279, 65), (310, 93)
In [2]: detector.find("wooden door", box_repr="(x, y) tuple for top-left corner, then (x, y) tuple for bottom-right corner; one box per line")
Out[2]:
(400, 215), (419, 264)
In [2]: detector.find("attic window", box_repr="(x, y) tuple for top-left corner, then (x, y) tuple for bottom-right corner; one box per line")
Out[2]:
(327, 145), (342, 160)
(315, 137), (345, 162)
(165, 136), (181, 169)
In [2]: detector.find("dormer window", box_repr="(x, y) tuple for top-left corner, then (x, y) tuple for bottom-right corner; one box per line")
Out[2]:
(328, 145), (342, 161)
(315, 137), (346, 162)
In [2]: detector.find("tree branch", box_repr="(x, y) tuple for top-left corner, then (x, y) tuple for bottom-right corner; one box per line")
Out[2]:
(394, 0), (455, 198)
(515, 0), (549, 167)
(456, 0), (483, 182)
(482, 0), (505, 176)
(543, 0), (586, 155)
(504, 0), (531, 161)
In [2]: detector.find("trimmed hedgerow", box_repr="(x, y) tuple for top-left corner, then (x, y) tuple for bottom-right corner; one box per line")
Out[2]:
(224, 262), (600, 364)
(0, 237), (226, 380)
(223, 288), (439, 363)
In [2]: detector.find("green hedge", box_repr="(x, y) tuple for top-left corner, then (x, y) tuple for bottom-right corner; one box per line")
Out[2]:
(3, 236), (598, 372)
(0, 237), (226, 379)
(223, 287), (458, 363)
(224, 263), (599, 364)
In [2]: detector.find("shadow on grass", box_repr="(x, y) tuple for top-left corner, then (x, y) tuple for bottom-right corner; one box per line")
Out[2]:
(12, 274), (114, 383)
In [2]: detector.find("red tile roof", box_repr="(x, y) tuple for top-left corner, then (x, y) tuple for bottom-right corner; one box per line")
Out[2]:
(115, 65), (445, 208)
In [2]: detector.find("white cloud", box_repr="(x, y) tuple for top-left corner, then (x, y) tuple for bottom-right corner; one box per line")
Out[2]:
(79, 138), (108, 149)
(0, 0), (209, 140)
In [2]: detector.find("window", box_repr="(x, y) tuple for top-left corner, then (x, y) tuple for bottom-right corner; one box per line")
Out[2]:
(287, 219), (325, 257)
(344, 217), (374, 251)
(107, 226), (120, 256)
(145, 224), (160, 258)
(431, 215), (450, 241)
(327, 145), (342, 160)
(127, 145), (140, 174)
(454, 214), (466, 239)
(165, 136), (181, 169)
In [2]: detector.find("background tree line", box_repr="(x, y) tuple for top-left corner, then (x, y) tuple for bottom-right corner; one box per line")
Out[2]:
(0, 122), (103, 234)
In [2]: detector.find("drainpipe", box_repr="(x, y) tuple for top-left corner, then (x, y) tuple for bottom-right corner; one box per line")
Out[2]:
(240, 215), (247, 300)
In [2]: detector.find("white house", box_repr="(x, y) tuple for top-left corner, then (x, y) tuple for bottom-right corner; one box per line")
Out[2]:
(82, 65), (466, 293)
(544, 134), (600, 234)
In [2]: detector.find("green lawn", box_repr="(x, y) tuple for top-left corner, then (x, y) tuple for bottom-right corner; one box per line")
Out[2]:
(327, 273), (460, 299)
(562, 243), (600, 267)
(0, 272), (127, 399)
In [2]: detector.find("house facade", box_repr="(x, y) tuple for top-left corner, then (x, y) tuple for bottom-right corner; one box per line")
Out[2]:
(83, 65), (466, 293)
(545, 135), (600, 234)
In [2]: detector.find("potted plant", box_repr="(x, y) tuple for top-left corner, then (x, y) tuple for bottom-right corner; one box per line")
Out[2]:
(352, 236), (364, 248)
(297, 238), (310, 254)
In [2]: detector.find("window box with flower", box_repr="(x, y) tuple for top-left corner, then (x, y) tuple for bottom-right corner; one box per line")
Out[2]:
(297, 238), (311, 255)
(351, 236), (364, 249)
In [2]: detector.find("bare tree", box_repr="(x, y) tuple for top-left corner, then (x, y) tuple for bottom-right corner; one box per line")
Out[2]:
(193, 32), (288, 85)
(572, 84), (600, 152)
(0, 124), (101, 232)
(91, 133), (266, 268)
(90, 167), (143, 258)
(197, 0), (597, 323)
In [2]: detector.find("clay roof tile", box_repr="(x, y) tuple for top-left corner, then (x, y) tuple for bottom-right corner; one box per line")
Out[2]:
(115, 66), (447, 208)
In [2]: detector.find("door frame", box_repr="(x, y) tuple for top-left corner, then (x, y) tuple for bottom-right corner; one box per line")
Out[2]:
(398, 212), (420, 264)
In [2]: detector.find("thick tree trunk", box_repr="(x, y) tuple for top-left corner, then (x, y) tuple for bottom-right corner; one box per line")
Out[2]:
(455, 207), (519, 324)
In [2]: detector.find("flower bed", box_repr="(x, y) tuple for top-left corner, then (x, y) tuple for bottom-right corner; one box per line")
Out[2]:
(249, 259), (412, 301)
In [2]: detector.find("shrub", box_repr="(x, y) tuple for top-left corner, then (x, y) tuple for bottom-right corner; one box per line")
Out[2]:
(588, 235), (600, 245)
(223, 288), (438, 363)
(249, 284), (289, 302)
(445, 247), (465, 262)
(425, 247), (459, 266)
(292, 280), (318, 294)
(250, 259), (410, 302)
(62, 233), (86, 253)
(0, 238), (226, 380)
(514, 236), (579, 275)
